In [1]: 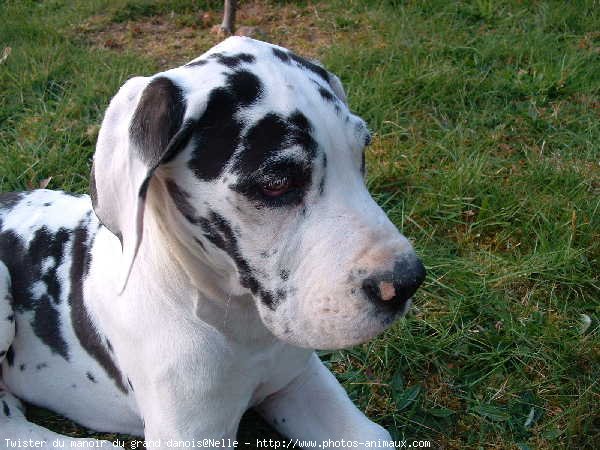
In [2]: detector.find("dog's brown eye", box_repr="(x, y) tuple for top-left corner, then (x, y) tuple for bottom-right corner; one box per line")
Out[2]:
(261, 177), (292, 197)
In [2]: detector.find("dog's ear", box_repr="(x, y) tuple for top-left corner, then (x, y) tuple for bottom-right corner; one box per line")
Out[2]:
(91, 75), (189, 292)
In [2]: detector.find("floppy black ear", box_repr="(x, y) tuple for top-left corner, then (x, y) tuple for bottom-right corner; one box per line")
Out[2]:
(91, 76), (187, 292)
(130, 77), (187, 167)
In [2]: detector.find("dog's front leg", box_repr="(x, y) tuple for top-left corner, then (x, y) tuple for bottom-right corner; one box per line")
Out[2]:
(256, 353), (391, 448)
(134, 372), (244, 448)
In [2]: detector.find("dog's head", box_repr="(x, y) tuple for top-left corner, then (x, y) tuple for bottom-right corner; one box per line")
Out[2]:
(91, 37), (425, 349)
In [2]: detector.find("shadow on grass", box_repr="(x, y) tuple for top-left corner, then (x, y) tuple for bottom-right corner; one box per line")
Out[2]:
(27, 403), (286, 449)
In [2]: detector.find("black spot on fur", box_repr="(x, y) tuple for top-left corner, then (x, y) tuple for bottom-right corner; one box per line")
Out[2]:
(272, 48), (290, 62)
(318, 176), (325, 196)
(360, 152), (366, 175)
(186, 59), (207, 67)
(32, 295), (69, 359)
(127, 378), (134, 391)
(0, 351), (5, 358)
(276, 289), (286, 302)
(165, 179), (200, 224)
(43, 202), (51, 207)
(19, 364), (25, 371)
(280, 269), (289, 281)
(0, 192), (24, 210)
(322, 153), (328, 191)
(36, 363), (48, 371)
(188, 70), (264, 181)
(90, 161), (98, 210)
(227, 70), (263, 106)
(209, 52), (255, 68)
(6, 314), (14, 322)
(69, 217), (128, 394)
(130, 77), (187, 168)
(318, 86), (336, 102)
(272, 48), (329, 82)
(0, 220), (72, 359)
(86, 372), (97, 383)
(5, 347), (14, 366)
(198, 211), (277, 309)
(29, 227), (70, 304)
(2, 400), (10, 416)
(288, 53), (329, 82)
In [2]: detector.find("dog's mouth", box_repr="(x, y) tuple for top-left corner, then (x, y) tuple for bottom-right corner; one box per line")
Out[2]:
(257, 292), (413, 350)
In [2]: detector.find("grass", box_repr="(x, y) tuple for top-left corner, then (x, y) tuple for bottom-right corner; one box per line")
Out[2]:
(1, 0), (599, 448)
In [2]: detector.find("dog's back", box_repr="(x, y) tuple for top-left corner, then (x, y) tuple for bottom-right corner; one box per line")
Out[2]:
(0, 190), (139, 434)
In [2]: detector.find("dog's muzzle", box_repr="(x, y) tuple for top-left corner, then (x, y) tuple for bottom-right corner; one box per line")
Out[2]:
(361, 257), (426, 311)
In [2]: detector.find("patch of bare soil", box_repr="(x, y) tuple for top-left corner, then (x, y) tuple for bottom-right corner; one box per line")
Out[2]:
(76, 1), (348, 69)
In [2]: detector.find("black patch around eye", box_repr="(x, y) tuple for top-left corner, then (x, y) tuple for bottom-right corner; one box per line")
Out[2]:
(236, 113), (290, 174)
(234, 111), (317, 177)
(288, 111), (316, 156)
(232, 160), (312, 208)
(210, 52), (255, 68)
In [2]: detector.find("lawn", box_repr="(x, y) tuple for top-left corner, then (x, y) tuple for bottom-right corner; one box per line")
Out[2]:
(1, 0), (598, 449)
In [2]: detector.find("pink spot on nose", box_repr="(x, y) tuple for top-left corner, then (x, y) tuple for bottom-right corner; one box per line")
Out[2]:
(378, 281), (396, 301)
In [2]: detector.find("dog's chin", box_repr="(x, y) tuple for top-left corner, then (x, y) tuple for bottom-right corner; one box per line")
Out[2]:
(263, 304), (410, 350)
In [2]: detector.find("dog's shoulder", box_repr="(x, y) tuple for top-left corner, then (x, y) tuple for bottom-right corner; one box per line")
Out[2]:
(0, 189), (99, 311)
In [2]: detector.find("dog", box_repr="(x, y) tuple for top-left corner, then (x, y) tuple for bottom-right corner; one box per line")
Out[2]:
(0, 37), (425, 447)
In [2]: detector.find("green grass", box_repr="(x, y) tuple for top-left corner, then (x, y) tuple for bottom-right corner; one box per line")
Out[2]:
(1, 0), (599, 449)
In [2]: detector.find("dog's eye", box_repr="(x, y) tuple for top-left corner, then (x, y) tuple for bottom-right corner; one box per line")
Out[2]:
(260, 177), (292, 197)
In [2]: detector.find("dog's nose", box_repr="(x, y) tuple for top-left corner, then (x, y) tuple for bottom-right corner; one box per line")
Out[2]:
(362, 258), (426, 310)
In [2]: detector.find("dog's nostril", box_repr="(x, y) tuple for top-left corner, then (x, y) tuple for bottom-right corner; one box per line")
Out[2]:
(362, 278), (381, 304)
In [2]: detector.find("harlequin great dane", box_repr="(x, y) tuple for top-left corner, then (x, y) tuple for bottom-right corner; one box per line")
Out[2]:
(0, 37), (425, 447)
